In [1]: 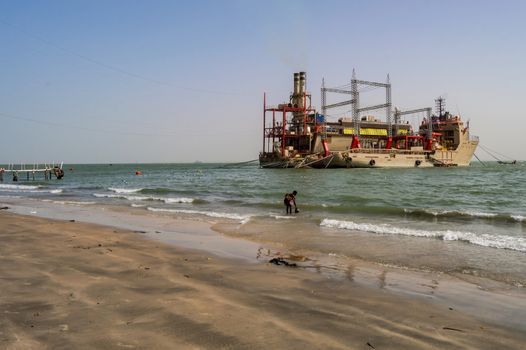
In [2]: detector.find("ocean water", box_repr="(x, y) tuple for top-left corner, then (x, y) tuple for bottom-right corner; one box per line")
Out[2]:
(1, 162), (525, 286)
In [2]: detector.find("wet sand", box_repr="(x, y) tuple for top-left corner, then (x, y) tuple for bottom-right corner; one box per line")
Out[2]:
(1, 211), (525, 349)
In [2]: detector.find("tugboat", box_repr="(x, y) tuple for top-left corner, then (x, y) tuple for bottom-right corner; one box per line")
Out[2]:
(259, 72), (478, 168)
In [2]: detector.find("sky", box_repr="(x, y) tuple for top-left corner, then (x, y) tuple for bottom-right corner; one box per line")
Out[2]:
(1, 0), (525, 163)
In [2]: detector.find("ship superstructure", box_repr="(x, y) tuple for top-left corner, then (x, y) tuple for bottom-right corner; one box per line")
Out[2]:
(259, 72), (479, 168)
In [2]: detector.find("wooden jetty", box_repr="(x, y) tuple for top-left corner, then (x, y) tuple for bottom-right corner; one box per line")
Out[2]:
(0, 162), (64, 182)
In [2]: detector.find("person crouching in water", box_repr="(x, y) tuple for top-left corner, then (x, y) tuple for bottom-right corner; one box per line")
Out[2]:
(284, 190), (298, 214)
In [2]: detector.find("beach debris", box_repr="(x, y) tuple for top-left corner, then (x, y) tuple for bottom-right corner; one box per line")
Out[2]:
(0, 206), (9, 210)
(442, 327), (465, 332)
(366, 342), (376, 349)
(59, 324), (69, 332)
(134, 230), (147, 234)
(268, 257), (297, 267)
(184, 274), (190, 278)
(449, 307), (454, 310)
(287, 254), (309, 262)
(69, 219), (75, 222)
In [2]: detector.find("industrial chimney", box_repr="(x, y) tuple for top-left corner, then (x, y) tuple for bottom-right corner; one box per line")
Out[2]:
(293, 73), (300, 95)
(299, 71), (306, 95)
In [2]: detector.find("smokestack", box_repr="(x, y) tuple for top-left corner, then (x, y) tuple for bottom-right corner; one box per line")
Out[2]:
(299, 71), (306, 95)
(293, 73), (300, 95)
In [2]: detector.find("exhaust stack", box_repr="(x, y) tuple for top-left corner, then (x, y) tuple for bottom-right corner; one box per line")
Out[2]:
(299, 71), (306, 95)
(293, 73), (300, 95)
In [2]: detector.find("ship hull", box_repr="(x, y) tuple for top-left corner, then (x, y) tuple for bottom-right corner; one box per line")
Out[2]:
(260, 139), (478, 169)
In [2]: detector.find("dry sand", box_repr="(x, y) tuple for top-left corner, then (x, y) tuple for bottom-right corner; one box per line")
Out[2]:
(1, 211), (525, 349)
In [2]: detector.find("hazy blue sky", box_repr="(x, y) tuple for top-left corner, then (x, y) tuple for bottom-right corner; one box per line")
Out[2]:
(1, 0), (525, 163)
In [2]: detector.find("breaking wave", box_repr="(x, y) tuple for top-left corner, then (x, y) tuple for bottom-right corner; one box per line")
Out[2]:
(47, 200), (95, 205)
(511, 215), (525, 222)
(404, 208), (524, 223)
(0, 184), (63, 194)
(146, 207), (250, 223)
(93, 193), (194, 203)
(108, 187), (142, 194)
(320, 218), (526, 252)
(0, 184), (40, 190)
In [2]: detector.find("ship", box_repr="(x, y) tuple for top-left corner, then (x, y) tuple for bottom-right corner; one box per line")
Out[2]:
(259, 71), (479, 168)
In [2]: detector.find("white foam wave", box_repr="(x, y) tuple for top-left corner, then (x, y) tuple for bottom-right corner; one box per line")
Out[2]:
(93, 193), (193, 203)
(131, 203), (146, 208)
(52, 200), (96, 205)
(511, 215), (525, 222)
(163, 197), (194, 204)
(320, 219), (526, 252)
(272, 215), (297, 220)
(404, 208), (498, 218)
(0, 184), (40, 190)
(108, 187), (142, 194)
(147, 207), (250, 223)
(0, 184), (64, 195)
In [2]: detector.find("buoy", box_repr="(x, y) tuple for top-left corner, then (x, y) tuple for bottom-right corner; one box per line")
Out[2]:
(135, 171), (142, 175)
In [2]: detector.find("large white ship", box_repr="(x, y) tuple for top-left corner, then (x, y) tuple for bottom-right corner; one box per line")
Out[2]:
(259, 72), (478, 168)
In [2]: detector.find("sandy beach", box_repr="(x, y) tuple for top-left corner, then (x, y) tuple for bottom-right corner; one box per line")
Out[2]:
(1, 210), (525, 349)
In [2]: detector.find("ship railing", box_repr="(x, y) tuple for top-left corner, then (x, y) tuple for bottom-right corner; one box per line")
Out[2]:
(347, 148), (429, 155)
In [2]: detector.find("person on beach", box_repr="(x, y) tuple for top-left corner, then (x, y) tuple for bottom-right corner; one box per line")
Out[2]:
(284, 190), (298, 214)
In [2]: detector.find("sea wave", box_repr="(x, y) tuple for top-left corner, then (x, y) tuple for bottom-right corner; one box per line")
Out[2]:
(272, 215), (297, 220)
(146, 207), (250, 223)
(320, 218), (526, 252)
(403, 208), (525, 223)
(130, 203), (146, 208)
(511, 215), (525, 222)
(0, 184), (40, 190)
(93, 193), (194, 203)
(0, 184), (64, 194)
(139, 187), (178, 195)
(108, 187), (142, 194)
(49, 200), (95, 205)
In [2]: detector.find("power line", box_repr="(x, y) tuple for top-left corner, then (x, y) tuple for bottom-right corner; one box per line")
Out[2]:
(0, 110), (245, 138)
(0, 111), (181, 137)
(0, 18), (246, 96)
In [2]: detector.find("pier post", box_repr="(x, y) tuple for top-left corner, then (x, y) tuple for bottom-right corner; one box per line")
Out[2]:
(27, 172), (29, 181)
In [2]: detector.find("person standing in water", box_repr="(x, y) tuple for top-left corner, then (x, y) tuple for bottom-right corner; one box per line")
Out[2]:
(284, 190), (298, 214)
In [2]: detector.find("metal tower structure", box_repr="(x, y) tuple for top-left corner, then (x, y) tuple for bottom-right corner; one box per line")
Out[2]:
(321, 70), (392, 148)
(435, 96), (446, 117)
(394, 107), (432, 139)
